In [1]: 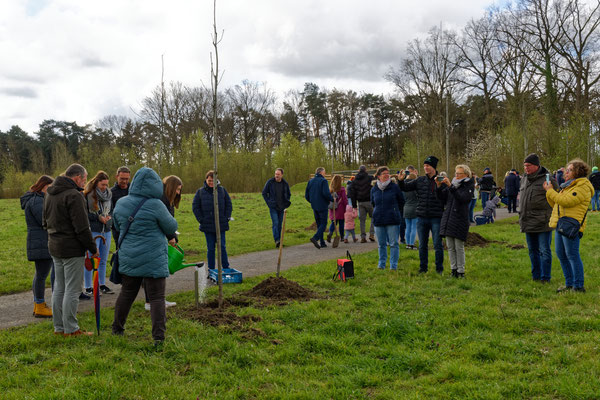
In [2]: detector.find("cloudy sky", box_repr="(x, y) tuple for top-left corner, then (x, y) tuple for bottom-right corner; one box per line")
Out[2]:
(0, 0), (494, 133)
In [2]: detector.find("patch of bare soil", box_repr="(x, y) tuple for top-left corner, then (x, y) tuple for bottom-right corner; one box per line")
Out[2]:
(241, 276), (318, 302)
(508, 244), (526, 249)
(305, 222), (317, 231)
(466, 232), (494, 247)
(173, 305), (261, 328)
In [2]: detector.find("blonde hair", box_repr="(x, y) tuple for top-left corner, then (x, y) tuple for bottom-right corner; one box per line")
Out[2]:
(455, 164), (472, 178)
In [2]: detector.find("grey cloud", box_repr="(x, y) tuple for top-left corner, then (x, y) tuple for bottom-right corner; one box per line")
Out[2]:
(0, 87), (38, 98)
(80, 56), (111, 68)
(3, 72), (47, 84)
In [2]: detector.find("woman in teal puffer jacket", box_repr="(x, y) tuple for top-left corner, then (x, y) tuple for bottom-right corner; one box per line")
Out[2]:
(111, 167), (177, 344)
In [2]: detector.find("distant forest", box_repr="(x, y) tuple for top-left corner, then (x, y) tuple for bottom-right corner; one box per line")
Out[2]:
(2, 0), (600, 196)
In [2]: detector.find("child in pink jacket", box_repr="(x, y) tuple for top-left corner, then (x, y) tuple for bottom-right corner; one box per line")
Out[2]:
(344, 204), (358, 243)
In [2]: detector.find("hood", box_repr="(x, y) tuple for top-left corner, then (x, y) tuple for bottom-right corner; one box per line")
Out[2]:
(355, 171), (371, 181)
(129, 167), (163, 199)
(47, 175), (80, 196)
(20, 191), (40, 209)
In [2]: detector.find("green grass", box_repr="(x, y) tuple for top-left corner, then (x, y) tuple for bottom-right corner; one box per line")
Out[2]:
(0, 183), (322, 295)
(2, 214), (600, 398)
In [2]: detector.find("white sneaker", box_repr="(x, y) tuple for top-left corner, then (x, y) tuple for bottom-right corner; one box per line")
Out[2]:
(165, 300), (176, 308)
(144, 303), (151, 311)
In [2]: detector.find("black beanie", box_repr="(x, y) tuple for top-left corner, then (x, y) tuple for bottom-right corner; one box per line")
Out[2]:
(524, 153), (540, 166)
(423, 156), (439, 169)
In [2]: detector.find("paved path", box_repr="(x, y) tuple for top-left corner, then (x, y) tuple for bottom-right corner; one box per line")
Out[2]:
(0, 207), (516, 330)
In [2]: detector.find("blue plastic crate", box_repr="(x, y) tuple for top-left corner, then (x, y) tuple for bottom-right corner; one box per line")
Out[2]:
(208, 268), (243, 284)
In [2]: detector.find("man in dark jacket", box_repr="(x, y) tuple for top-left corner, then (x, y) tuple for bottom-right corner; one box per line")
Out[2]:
(504, 169), (520, 213)
(588, 166), (600, 211)
(519, 153), (558, 282)
(555, 168), (565, 186)
(305, 167), (334, 249)
(349, 165), (375, 243)
(479, 168), (496, 208)
(262, 168), (291, 248)
(399, 155), (445, 274)
(43, 163), (98, 336)
(110, 166), (131, 245)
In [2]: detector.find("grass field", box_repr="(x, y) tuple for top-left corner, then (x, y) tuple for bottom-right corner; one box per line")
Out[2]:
(2, 214), (600, 399)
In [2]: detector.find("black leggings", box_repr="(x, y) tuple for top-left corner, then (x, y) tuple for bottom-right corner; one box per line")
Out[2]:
(33, 259), (55, 303)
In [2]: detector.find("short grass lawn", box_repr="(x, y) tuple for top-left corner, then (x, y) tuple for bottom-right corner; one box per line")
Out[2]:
(2, 215), (600, 398)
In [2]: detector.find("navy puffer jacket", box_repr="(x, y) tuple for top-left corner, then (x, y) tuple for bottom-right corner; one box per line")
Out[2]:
(113, 168), (178, 278)
(192, 183), (233, 233)
(20, 191), (51, 261)
(370, 181), (405, 226)
(437, 179), (475, 241)
(399, 174), (444, 218)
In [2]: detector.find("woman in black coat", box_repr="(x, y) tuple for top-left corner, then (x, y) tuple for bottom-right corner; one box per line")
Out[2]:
(20, 175), (55, 317)
(436, 165), (475, 278)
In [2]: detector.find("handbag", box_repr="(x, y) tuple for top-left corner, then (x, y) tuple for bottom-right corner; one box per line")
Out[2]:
(109, 198), (148, 284)
(556, 205), (587, 239)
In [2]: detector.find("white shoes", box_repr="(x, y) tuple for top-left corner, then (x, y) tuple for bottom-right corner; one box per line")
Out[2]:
(145, 300), (177, 311)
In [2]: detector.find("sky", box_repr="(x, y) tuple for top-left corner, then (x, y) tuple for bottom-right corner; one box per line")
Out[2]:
(0, 0), (494, 133)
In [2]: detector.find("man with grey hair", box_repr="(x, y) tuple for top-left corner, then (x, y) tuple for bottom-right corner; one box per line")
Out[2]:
(262, 168), (291, 248)
(305, 167), (333, 248)
(43, 163), (98, 336)
(349, 165), (375, 242)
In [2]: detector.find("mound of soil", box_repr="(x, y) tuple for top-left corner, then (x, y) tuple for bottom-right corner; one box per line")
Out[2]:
(243, 276), (317, 301)
(172, 305), (261, 328)
(465, 232), (492, 247)
(305, 222), (317, 231)
(508, 244), (526, 249)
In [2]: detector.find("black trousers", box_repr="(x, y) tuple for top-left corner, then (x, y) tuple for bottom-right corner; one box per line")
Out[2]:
(507, 195), (518, 212)
(112, 275), (166, 341)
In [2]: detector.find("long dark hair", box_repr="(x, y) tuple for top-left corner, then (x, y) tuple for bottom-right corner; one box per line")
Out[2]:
(30, 175), (54, 193)
(163, 175), (183, 208)
(84, 171), (109, 211)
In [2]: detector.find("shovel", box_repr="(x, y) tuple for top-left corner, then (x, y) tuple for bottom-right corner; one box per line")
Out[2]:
(332, 220), (340, 248)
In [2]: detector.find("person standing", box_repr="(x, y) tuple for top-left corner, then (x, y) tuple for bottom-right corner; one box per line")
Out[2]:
(436, 165), (475, 278)
(111, 167), (178, 345)
(479, 168), (496, 208)
(262, 168), (291, 248)
(504, 169), (520, 213)
(588, 166), (600, 212)
(83, 171), (114, 297)
(469, 175), (479, 223)
(343, 204), (358, 243)
(43, 164), (98, 336)
(402, 172), (419, 250)
(399, 156), (445, 274)
(519, 153), (558, 283)
(21, 175), (55, 318)
(371, 166), (405, 270)
(544, 159), (594, 293)
(110, 166), (131, 246)
(349, 165), (375, 243)
(192, 170), (233, 269)
(327, 175), (348, 243)
(305, 167), (334, 249)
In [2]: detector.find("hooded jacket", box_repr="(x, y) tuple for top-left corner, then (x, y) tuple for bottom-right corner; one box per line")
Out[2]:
(42, 175), (97, 258)
(518, 166), (557, 233)
(437, 179), (475, 241)
(546, 178), (594, 233)
(20, 191), (51, 260)
(349, 170), (374, 204)
(192, 182), (233, 233)
(398, 174), (444, 218)
(112, 167), (178, 278)
(588, 171), (600, 190)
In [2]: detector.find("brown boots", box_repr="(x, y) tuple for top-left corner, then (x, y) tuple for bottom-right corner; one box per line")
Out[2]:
(33, 302), (52, 318)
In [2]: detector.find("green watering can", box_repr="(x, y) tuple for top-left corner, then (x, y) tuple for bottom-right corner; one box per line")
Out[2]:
(168, 244), (204, 274)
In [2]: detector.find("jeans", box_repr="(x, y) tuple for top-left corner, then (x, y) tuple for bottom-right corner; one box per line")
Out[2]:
(507, 195), (518, 212)
(328, 219), (345, 238)
(592, 190), (600, 211)
(481, 191), (490, 208)
(51, 256), (85, 334)
(85, 231), (111, 288)
(416, 217), (443, 272)
(269, 208), (285, 243)
(204, 231), (230, 269)
(446, 236), (466, 273)
(357, 201), (374, 238)
(525, 231), (552, 281)
(374, 225), (400, 270)
(344, 229), (356, 240)
(312, 209), (328, 245)
(405, 218), (417, 246)
(33, 259), (55, 304)
(112, 275), (166, 341)
(468, 198), (477, 223)
(399, 215), (406, 243)
(555, 231), (584, 288)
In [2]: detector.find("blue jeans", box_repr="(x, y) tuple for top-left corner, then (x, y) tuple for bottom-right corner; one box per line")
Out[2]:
(417, 217), (443, 272)
(312, 209), (328, 245)
(33, 259), (55, 304)
(328, 219), (345, 237)
(481, 191), (490, 208)
(525, 231), (552, 281)
(269, 208), (284, 243)
(85, 231), (111, 288)
(555, 231), (584, 288)
(469, 198), (477, 223)
(405, 218), (417, 246)
(592, 190), (600, 211)
(204, 231), (230, 269)
(375, 225), (400, 270)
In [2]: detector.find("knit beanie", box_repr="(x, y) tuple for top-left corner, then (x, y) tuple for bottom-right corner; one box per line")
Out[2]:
(524, 153), (540, 166)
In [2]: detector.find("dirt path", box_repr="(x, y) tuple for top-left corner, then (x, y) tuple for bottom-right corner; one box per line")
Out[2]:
(0, 207), (516, 330)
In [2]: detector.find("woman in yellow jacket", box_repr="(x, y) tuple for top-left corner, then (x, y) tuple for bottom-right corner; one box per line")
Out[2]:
(543, 159), (594, 293)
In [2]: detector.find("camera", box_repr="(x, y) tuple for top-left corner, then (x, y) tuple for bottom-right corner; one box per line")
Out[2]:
(404, 170), (410, 176)
(436, 176), (444, 182)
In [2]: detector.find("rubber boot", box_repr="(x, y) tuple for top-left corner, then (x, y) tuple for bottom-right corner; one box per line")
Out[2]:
(33, 302), (53, 318)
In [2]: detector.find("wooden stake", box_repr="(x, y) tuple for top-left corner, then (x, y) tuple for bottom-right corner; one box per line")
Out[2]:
(276, 209), (288, 278)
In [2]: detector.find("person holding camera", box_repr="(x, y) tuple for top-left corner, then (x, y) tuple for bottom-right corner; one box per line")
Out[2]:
(398, 156), (445, 274)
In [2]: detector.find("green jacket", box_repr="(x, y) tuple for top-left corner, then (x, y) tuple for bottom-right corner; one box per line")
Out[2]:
(518, 166), (557, 233)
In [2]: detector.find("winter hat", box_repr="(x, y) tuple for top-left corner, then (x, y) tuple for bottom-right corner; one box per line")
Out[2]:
(593, 166), (598, 173)
(359, 165), (367, 172)
(423, 156), (439, 169)
(483, 167), (491, 174)
(524, 153), (540, 166)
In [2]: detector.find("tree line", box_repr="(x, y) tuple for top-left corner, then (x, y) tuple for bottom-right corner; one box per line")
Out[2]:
(2, 0), (600, 197)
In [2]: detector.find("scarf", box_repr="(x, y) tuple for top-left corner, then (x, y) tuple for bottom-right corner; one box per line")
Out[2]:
(560, 179), (574, 190)
(87, 188), (112, 217)
(376, 179), (392, 191)
(451, 177), (470, 188)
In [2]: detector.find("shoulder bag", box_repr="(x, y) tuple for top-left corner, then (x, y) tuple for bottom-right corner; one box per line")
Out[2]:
(556, 204), (587, 239)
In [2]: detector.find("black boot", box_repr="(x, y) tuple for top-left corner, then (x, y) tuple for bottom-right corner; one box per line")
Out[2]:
(451, 269), (458, 278)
